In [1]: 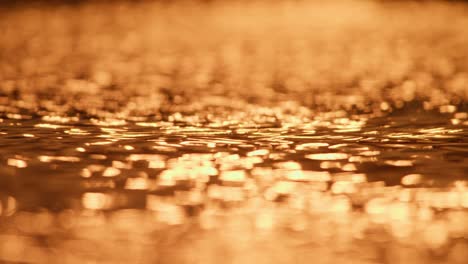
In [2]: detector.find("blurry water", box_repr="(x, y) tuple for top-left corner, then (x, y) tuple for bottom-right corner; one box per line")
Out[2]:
(0, 1), (468, 263)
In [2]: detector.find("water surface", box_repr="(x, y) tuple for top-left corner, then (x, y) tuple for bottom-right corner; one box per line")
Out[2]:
(0, 1), (467, 263)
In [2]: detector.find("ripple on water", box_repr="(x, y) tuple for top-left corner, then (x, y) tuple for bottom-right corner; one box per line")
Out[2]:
(0, 1), (468, 262)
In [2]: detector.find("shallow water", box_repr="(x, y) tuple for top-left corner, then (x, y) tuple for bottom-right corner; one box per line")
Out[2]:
(1, 1), (468, 263)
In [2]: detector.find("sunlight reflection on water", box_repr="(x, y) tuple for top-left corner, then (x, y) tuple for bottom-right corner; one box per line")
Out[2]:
(0, 106), (466, 263)
(0, 0), (468, 263)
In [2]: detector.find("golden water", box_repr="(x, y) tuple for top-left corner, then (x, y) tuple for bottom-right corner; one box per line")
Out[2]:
(0, 1), (467, 263)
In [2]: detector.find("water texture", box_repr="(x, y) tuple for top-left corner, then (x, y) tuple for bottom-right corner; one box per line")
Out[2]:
(0, 1), (467, 263)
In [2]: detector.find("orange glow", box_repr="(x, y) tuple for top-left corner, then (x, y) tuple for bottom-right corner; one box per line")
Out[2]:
(0, 0), (467, 263)
(306, 153), (349, 160)
(81, 192), (112, 210)
(7, 158), (27, 168)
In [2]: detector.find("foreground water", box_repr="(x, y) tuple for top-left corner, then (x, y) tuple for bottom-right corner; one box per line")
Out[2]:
(1, 1), (468, 263)
(1, 103), (467, 263)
